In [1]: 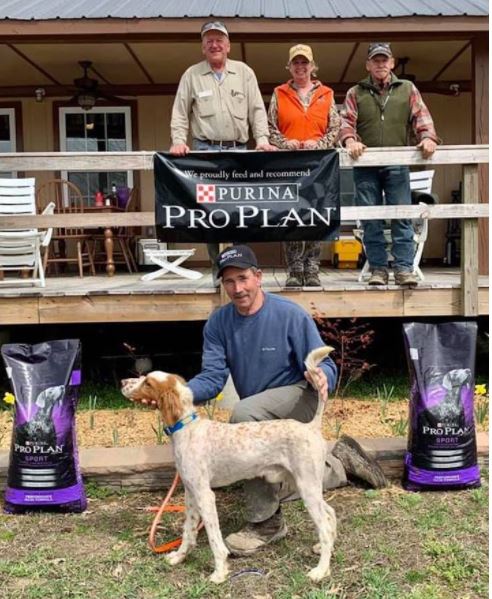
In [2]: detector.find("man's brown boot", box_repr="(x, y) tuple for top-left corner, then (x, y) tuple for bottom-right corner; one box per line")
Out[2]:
(368, 269), (389, 286)
(285, 273), (303, 287)
(332, 435), (388, 489)
(394, 270), (418, 288)
(225, 509), (288, 556)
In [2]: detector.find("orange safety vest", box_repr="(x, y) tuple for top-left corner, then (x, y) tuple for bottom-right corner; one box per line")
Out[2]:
(276, 81), (333, 141)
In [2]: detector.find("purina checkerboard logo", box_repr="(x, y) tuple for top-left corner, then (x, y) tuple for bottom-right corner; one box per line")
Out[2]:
(196, 184), (216, 203)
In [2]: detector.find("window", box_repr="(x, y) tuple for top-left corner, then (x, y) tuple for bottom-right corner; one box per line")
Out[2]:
(0, 108), (17, 178)
(59, 107), (133, 204)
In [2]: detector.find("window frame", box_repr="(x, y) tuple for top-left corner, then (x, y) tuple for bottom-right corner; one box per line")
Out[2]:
(0, 103), (23, 178)
(58, 105), (135, 203)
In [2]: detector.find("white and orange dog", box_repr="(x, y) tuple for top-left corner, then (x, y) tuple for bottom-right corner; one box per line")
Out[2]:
(121, 347), (336, 584)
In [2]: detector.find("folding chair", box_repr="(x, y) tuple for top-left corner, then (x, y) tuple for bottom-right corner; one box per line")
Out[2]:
(354, 170), (436, 282)
(0, 177), (54, 287)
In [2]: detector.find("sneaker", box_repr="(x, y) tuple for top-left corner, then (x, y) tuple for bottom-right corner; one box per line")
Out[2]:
(394, 270), (418, 288)
(368, 269), (389, 286)
(225, 510), (288, 556)
(285, 273), (303, 287)
(304, 273), (321, 287)
(332, 435), (388, 489)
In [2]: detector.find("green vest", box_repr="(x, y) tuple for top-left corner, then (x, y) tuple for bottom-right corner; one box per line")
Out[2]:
(355, 74), (412, 147)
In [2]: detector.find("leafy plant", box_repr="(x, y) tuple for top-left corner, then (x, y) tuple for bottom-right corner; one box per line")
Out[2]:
(311, 311), (376, 398)
(88, 394), (98, 429)
(331, 417), (344, 439)
(389, 416), (408, 437)
(474, 383), (489, 426)
(111, 426), (120, 447)
(204, 391), (224, 420)
(151, 412), (165, 445)
(84, 481), (116, 500)
(377, 384), (395, 421)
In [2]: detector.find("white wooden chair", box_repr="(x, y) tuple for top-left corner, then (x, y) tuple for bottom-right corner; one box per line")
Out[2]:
(354, 170), (436, 282)
(0, 178), (55, 287)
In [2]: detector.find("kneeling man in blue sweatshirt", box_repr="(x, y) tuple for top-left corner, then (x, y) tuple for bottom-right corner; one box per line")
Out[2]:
(187, 245), (387, 556)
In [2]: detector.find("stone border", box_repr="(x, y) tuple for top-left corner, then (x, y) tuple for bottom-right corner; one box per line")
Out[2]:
(0, 433), (488, 492)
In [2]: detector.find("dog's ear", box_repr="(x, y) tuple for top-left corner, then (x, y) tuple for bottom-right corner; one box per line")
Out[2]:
(146, 375), (184, 426)
(159, 377), (184, 426)
(36, 391), (46, 409)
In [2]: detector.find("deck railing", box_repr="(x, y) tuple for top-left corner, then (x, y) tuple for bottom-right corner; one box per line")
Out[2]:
(0, 145), (488, 316)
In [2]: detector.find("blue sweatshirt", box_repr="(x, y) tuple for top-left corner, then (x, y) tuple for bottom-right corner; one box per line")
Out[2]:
(187, 292), (337, 403)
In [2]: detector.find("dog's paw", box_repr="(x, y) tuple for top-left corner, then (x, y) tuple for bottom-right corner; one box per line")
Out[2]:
(312, 542), (321, 555)
(307, 565), (330, 582)
(209, 568), (229, 584)
(165, 550), (186, 566)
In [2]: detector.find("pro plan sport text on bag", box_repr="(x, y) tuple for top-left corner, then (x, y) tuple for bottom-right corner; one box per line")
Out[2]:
(1, 340), (86, 513)
(402, 322), (480, 491)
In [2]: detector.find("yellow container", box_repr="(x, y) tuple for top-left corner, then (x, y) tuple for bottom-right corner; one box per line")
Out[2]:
(330, 239), (363, 269)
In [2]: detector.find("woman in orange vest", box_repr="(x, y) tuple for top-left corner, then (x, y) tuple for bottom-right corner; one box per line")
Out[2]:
(268, 44), (340, 287)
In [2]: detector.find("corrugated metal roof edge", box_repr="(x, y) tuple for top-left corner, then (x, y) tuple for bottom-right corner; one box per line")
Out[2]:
(0, 13), (488, 21)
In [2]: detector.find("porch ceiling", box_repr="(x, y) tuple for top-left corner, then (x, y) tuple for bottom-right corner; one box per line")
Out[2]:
(0, 38), (474, 98)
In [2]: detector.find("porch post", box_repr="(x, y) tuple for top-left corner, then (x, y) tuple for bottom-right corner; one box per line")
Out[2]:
(472, 35), (489, 276)
(461, 164), (479, 317)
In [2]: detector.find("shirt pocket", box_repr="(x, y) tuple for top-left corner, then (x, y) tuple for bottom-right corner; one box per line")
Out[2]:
(196, 95), (215, 118)
(230, 93), (247, 120)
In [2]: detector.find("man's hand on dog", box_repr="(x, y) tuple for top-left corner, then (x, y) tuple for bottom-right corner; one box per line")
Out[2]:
(305, 367), (328, 399)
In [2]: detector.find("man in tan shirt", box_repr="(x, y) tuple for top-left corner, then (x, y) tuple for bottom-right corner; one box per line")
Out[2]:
(170, 20), (276, 282)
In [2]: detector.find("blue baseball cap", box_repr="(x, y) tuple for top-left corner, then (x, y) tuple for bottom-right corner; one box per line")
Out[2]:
(216, 245), (258, 277)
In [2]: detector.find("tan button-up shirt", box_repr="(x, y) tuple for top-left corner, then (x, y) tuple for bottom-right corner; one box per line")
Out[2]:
(171, 59), (269, 146)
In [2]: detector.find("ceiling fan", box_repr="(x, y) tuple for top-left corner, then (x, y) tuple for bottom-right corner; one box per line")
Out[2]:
(71, 61), (125, 110)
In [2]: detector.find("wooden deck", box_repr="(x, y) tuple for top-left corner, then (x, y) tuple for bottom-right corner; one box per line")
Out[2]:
(0, 266), (488, 324)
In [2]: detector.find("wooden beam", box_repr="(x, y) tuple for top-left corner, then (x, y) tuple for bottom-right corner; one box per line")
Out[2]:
(472, 35), (489, 276)
(339, 43), (359, 83)
(0, 80), (473, 98)
(37, 294), (220, 324)
(0, 17), (487, 41)
(0, 204), (487, 231)
(462, 164), (479, 316)
(431, 41), (471, 81)
(0, 145), (488, 172)
(124, 43), (155, 84)
(88, 63), (111, 85)
(6, 44), (61, 85)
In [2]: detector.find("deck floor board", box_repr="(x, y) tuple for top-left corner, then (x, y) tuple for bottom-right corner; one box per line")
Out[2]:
(0, 267), (488, 323)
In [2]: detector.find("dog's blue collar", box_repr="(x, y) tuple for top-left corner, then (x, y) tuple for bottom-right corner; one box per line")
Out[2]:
(164, 412), (198, 436)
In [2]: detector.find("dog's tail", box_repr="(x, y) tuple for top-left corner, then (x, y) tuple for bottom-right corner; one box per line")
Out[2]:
(304, 346), (334, 428)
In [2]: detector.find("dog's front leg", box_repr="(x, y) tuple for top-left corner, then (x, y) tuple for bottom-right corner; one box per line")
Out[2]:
(165, 488), (201, 566)
(193, 485), (229, 584)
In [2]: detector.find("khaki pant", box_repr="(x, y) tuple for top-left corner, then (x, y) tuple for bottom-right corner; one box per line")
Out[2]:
(230, 382), (347, 523)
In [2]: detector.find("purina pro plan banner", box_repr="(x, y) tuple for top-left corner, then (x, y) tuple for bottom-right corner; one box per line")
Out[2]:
(154, 150), (340, 243)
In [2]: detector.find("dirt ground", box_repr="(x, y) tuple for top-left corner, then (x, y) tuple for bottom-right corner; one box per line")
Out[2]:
(0, 398), (414, 449)
(0, 397), (488, 449)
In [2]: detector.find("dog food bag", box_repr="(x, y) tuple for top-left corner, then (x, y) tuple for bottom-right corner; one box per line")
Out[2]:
(402, 322), (480, 491)
(1, 340), (87, 513)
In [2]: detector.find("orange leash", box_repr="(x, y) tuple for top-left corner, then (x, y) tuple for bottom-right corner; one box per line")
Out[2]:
(147, 472), (204, 553)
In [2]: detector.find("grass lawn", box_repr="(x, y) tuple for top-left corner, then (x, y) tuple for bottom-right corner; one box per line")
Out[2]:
(0, 473), (488, 599)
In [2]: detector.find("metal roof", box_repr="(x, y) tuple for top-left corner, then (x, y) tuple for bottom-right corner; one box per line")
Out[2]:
(0, 0), (488, 20)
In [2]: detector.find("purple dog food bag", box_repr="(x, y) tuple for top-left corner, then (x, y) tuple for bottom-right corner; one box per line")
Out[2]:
(402, 322), (480, 491)
(1, 340), (86, 513)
